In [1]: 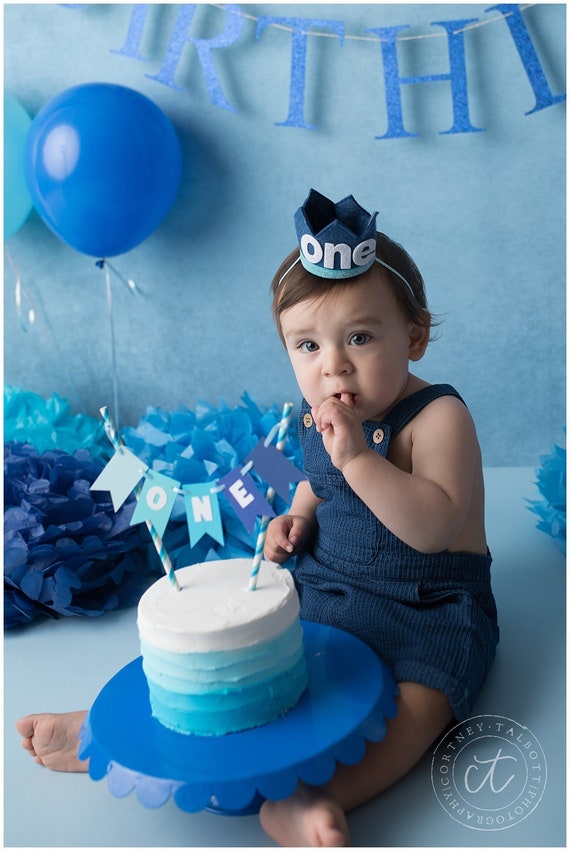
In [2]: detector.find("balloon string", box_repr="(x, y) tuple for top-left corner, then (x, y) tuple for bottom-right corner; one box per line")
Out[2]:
(6, 247), (88, 413)
(95, 258), (144, 430)
(104, 259), (144, 296)
(7, 247), (36, 332)
(36, 291), (88, 415)
(101, 261), (120, 430)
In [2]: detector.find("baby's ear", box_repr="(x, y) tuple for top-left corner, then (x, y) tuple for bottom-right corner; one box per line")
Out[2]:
(408, 321), (430, 361)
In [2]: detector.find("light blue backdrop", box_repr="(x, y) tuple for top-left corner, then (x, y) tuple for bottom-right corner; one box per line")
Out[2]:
(4, 3), (566, 465)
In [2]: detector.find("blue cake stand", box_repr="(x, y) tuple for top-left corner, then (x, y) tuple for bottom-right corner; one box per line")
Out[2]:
(78, 621), (398, 815)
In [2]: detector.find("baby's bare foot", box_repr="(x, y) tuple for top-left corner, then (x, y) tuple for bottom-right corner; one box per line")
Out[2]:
(260, 783), (349, 847)
(16, 711), (89, 772)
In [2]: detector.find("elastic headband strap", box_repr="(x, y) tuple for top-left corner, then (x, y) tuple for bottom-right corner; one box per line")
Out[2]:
(277, 253), (416, 301)
(374, 257), (416, 300)
(277, 255), (301, 288)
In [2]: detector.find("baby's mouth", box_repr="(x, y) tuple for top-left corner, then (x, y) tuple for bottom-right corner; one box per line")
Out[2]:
(334, 392), (356, 406)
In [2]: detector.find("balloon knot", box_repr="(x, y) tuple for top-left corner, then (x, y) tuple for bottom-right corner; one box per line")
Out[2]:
(95, 259), (105, 269)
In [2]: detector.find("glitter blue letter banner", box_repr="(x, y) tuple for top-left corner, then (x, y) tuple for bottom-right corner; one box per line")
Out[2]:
(145, 3), (244, 111)
(61, 3), (564, 139)
(255, 15), (344, 128)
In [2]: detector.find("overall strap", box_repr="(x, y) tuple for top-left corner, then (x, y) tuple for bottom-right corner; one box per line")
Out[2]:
(383, 383), (465, 438)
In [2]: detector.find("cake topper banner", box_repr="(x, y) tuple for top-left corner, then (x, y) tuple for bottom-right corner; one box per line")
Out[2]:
(91, 432), (306, 546)
(218, 467), (276, 534)
(245, 440), (306, 502)
(130, 469), (180, 538)
(90, 446), (145, 510)
(184, 481), (225, 548)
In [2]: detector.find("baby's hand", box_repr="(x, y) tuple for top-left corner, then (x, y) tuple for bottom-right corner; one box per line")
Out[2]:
(264, 514), (313, 564)
(312, 395), (369, 471)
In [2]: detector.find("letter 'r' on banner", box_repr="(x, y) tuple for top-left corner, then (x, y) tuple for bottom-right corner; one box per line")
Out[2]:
(130, 470), (180, 538)
(183, 482), (225, 547)
(90, 447), (145, 511)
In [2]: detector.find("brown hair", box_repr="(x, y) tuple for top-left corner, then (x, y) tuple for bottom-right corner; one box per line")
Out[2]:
(271, 232), (436, 344)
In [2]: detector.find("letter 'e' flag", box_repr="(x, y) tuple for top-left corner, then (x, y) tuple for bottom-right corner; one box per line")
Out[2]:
(219, 468), (276, 533)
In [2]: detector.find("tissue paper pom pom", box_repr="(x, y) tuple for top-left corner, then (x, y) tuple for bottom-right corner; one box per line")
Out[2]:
(4, 386), (110, 460)
(527, 438), (566, 554)
(4, 391), (306, 628)
(4, 442), (155, 628)
(120, 392), (304, 568)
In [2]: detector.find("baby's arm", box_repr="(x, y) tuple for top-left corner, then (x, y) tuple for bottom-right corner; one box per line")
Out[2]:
(313, 394), (482, 553)
(264, 480), (321, 563)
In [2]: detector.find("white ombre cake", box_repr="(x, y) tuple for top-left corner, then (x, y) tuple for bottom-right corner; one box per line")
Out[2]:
(137, 559), (308, 736)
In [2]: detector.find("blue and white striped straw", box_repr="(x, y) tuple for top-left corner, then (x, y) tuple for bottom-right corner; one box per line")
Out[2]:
(249, 402), (294, 591)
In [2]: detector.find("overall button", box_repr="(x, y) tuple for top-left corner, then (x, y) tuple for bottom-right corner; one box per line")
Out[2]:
(373, 428), (385, 444)
(303, 413), (313, 428)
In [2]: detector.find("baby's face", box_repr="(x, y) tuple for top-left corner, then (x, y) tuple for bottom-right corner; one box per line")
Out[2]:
(280, 272), (424, 421)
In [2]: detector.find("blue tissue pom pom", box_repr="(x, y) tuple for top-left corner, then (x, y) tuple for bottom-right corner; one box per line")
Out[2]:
(4, 442), (155, 628)
(527, 437), (566, 554)
(4, 386), (110, 460)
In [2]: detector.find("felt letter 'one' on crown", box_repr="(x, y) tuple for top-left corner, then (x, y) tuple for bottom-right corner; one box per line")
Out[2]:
(293, 188), (378, 279)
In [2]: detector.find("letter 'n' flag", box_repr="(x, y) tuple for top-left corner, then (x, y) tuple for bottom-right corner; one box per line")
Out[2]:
(130, 470), (180, 538)
(183, 482), (225, 548)
(245, 439), (307, 502)
(219, 468), (276, 533)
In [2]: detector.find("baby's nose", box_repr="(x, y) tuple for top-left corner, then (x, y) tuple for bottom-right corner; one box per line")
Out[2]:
(323, 348), (352, 375)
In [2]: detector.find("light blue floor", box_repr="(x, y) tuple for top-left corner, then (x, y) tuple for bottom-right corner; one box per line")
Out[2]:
(4, 468), (565, 847)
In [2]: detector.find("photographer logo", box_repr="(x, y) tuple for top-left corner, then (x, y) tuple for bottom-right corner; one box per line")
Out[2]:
(431, 715), (546, 830)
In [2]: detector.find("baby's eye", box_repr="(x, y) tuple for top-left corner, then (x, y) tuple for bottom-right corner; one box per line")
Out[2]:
(349, 333), (371, 346)
(299, 340), (319, 353)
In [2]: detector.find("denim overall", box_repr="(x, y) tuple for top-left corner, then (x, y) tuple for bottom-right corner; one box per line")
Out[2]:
(294, 383), (499, 720)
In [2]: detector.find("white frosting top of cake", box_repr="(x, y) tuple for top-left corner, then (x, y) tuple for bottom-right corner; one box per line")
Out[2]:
(137, 559), (300, 653)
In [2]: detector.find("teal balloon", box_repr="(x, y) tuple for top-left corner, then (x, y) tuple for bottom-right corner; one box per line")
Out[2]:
(4, 93), (33, 239)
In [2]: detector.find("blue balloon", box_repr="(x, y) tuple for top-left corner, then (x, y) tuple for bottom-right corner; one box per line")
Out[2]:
(25, 84), (182, 257)
(4, 92), (33, 239)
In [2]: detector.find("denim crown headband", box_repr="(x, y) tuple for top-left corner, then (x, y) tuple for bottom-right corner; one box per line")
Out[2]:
(279, 188), (415, 299)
